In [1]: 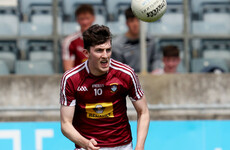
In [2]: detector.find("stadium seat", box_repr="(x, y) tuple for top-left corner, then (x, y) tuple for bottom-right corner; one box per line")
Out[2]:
(106, 0), (131, 21)
(203, 50), (230, 60)
(0, 41), (18, 73)
(192, 7), (230, 34)
(0, 60), (10, 75)
(31, 14), (62, 34)
(26, 40), (53, 61)
(201, 39), (230, 50)
(15, 60), (54, 75)
(191, 58), (229, 73)
(191, 0), (229, 15)
(106, 21), (127, 36)
(20, 22), (52, 36)
(62, 22), (80, 36)
(0, 51), (16, 73)
(148, 13), (183, 35)
(29, 51), (53, 61)
(0, 14), (19, 36)
(192, 21), (229, 35)
(203, 50), (230, 69)
(20, 0), (52, 18)
(204, 13), (230, 23)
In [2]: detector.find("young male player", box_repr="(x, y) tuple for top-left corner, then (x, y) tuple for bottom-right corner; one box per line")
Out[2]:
(152, 45), (181, 74)
(60, 24), (150, 150)
(62, 4), (95, 71)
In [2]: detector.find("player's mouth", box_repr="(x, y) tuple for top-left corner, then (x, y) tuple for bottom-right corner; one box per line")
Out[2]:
(100, 59), (109, 68)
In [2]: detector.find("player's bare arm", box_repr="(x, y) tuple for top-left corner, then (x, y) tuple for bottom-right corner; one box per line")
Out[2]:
(132, 95), (150, 150)
(63, 60), (75, 72)
(60, 105), (100, 150)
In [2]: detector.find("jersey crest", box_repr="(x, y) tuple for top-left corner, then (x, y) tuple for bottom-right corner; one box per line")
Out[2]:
(110, 83), (118, 93)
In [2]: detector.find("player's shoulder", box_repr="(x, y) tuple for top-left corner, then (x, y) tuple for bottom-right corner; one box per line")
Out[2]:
(62, 62), (86, 82)
(110, 59), (136, 77)
(63, 31), (82, 43)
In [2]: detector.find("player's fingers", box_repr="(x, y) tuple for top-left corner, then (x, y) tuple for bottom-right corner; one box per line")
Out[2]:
(88, 139), (100, 150)
(90, 138), (98, 145)
(88, 142), (100, 150)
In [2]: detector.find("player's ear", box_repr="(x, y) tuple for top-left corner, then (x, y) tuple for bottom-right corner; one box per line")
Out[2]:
(83, 49), (89, 58)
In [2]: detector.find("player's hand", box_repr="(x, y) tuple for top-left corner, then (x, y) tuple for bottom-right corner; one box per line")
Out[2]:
(86, 138), (100, 150)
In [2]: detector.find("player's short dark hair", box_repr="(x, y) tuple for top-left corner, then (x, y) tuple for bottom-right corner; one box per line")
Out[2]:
(83, 24), (112, 51)
(125, 7), (136, 20)
(75, 4), (95, 18)
(162, 45), (180, 57)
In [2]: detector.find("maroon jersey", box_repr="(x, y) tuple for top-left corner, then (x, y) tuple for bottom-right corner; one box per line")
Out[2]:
(62, 31), (88, 67)
(60, 59), (144, 148)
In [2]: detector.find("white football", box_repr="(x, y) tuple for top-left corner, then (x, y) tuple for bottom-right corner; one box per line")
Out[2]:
(131, 0), (167, 22)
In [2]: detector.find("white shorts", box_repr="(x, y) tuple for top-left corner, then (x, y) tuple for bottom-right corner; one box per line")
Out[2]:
(75, 142), (133, 150)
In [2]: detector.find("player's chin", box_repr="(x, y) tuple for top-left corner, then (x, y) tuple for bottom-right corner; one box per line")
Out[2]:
(99, 66), (109, 72)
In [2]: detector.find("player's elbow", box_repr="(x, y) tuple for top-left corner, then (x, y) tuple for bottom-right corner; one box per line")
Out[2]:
(60, 121), (69, 136)
(137, 107), (150, 120)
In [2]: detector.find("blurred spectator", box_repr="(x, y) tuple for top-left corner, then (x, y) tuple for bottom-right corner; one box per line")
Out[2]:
(112, 7), (161, 73)
(62, 4), (95, 72)
(152, 45), (181, 74)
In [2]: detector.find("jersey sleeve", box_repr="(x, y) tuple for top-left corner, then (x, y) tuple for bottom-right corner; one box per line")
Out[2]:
(127, 71), (144, 101)
(60, 73), (76, 106)
(62, 37), (75, 61)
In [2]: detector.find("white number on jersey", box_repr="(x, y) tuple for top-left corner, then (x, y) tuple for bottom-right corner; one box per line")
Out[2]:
(94, 88), (103, 96)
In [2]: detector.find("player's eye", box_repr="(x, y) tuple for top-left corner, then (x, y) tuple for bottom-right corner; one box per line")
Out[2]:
(106, 49), (111, 52)
(96, 49), (103, 52)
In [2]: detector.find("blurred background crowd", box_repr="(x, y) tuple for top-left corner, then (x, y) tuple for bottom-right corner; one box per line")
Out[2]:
(0, 0), (230, 75)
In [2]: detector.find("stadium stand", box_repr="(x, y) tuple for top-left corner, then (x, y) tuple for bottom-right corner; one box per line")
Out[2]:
(20, 3), (62, 36)
(15, 60), (54, 75)
(192, 1), (230, 34)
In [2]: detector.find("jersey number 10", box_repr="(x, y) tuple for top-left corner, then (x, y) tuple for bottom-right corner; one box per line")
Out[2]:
(94, 88), (103, 96)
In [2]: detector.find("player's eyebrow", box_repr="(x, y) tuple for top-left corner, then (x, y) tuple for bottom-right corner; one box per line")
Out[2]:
(95, 47), (112, 51)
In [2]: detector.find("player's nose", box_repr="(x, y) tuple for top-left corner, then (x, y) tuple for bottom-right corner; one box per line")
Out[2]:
(101, 50), (108, 58)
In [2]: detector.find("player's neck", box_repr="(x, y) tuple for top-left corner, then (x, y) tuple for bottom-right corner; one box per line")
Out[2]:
(88, 62), (108, 77)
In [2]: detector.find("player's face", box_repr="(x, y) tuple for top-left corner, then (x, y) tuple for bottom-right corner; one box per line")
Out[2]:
(77, 12), (95, 33)
(87, 40), (112, 76)
(163, 57), (180, 73)
(126, 17), (140, 36)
